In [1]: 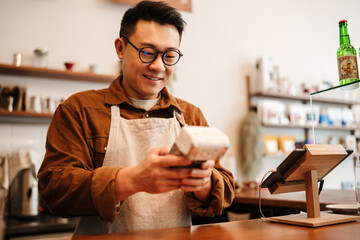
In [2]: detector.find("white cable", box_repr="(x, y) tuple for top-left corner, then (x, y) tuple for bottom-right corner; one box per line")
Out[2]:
(258, 169), (277, 220)
(310, 96), (316, 144)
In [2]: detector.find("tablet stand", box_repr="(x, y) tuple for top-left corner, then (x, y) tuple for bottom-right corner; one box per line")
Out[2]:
(268, 144), (360, 227)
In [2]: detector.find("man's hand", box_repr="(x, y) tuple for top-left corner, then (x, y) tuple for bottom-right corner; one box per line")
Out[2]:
(115, 146), (194, 201)
(180, 160), (214, 202)
(132, 146), (198, 193)
(114, 146), (214, 202)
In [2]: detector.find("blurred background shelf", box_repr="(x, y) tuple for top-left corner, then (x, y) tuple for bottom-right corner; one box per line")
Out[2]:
(0, 63), (115, 83)
(262, 123), (357, 131)
(0, 110), (52, 123)
(250, 91), (358, 107)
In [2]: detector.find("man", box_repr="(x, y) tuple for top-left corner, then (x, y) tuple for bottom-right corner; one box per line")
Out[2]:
(37, 1), (235, 235)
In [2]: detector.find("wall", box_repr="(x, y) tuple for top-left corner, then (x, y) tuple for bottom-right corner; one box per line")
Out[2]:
(1, 0), (360, 189)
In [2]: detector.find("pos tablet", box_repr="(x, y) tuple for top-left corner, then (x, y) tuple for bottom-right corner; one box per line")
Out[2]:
(260, 144), (359, 227)
(262, 147), (353, 194)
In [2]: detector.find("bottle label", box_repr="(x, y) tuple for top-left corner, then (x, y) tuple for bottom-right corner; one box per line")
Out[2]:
(337, 55), (359, 81)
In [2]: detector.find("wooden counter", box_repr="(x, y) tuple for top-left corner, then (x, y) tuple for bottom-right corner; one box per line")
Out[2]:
(34, 218), (360, 240)
(9, 189), (357, 239)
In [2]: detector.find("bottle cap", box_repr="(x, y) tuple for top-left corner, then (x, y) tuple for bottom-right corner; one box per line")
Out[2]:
(339, 20), (347, 24)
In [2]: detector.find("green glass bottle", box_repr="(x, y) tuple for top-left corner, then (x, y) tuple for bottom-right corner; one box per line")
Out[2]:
(337, 20), (359, 85)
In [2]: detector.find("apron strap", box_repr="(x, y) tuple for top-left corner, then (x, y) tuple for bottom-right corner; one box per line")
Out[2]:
(111, 105), (121, 120)
(173, 108), (187, 127)
(104, 105), (121, 153)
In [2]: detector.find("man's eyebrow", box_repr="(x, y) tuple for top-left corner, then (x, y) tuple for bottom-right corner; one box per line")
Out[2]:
(140, 42), (179, 51)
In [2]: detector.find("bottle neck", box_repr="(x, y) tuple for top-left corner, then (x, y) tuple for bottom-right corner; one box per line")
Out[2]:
(339, 23), (351, 45)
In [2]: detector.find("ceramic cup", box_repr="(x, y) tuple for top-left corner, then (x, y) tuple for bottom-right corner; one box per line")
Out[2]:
(29, 95), (42, 113)
(89, 64), (100, 74)
(34, 48), (48, 68)
(64, 62), (75, 71)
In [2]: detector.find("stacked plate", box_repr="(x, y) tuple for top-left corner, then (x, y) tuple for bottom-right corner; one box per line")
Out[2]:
(326, 204), (359, 214)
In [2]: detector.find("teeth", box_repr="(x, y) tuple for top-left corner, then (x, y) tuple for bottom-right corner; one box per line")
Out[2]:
(144, 75), (161, 81)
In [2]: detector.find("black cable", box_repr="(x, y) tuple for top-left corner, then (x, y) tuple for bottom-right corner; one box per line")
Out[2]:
(318, 179), (324, 195)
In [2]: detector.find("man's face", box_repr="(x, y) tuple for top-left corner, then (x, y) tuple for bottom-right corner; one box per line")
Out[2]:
(116, 20), (181, 100)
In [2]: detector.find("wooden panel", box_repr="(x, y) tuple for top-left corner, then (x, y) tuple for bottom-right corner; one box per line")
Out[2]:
(110, 0), (192, 12)
(284, 144), (347, 181)
(304, 170), (320, 218)
(269, 181), (305, 194)
(270, 212), (360, 228)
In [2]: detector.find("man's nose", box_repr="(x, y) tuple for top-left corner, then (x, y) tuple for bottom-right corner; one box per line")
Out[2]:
(149, 54), (166, 71)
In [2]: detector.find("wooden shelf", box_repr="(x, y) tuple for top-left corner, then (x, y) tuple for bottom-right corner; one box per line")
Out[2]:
(250, 92), (358, 106)
(0, 110), (52, 118)
(251, 92), (310, 102)
(262, 123), (357, 131)
(0, 63), (116, 83)
(0, 110), (52, 123)
(0, 63), (117, 123)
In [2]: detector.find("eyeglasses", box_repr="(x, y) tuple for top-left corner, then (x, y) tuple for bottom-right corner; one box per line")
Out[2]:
(121, 36), (183, 66)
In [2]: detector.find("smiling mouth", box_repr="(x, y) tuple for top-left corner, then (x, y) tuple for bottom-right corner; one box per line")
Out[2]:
(144, 74), (162, 81)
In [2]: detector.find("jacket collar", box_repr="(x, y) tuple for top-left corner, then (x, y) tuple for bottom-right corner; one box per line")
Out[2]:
(105, 75), (183, 112)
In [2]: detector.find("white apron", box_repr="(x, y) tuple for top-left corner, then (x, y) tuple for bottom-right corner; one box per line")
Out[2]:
(74, 105), (191, 235)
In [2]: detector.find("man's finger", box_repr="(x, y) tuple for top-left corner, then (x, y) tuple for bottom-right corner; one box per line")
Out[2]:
(200, 160), (215, 169)
(159, 155), (193, 168)
(152, 146), (170, 156)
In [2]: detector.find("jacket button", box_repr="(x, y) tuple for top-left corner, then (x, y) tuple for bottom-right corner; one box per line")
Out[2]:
(145, 113), (149, 118)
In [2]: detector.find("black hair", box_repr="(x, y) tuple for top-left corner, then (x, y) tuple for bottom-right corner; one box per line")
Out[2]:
(120, 1), (186, 40)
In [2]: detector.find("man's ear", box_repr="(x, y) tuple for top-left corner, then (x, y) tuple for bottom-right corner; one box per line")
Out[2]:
(115, 38), (125, 60)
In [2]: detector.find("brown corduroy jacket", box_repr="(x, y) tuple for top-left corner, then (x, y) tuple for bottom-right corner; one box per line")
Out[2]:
(37, 77), (235, 223)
